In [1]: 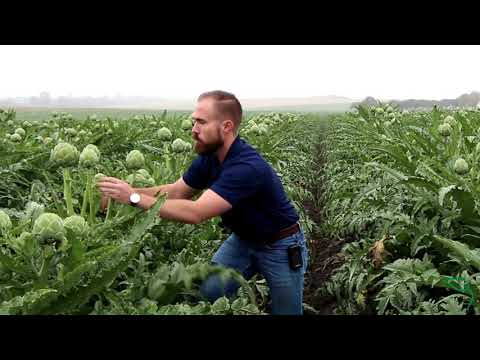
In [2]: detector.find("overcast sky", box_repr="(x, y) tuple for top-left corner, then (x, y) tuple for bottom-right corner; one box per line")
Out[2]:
(1, 45), (480, 101)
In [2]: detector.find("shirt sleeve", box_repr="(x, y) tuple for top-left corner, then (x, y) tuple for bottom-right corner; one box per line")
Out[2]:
(182, 156), (209, 190)
(210, 164), (262, 207)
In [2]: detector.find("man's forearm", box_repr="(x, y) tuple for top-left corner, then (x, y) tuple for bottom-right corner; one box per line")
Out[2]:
(136, 194), (201, 224)
(134, 185), (163, 197)
(159, 199), (201, 224)
(134, 184), (186, 199)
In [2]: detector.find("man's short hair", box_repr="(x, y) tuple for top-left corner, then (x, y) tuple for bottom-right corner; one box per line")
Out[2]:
(198, 90), (243, 131)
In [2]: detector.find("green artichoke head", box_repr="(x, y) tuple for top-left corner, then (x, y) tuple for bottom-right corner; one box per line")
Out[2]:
(157, 127), (173, 141)
(50, 142), (79, 167)
(181, 118), (192, 130)
(25, 201), (45, 223)
(43, 137), (53, 145)
(64, 215), (88, 237)
(454, 158), (469, 175)
(444, 115), (456, 125)
(10, 133), (22, 142)
(126, 150), (145, 169)
(0, 210), (12, 233)
(32, 213), (65, 242)
(126, 169), (155, 187)
(79, 145), (100, 168)
(172, 138), (187, 153)
(15, 128), (26, 137)
(438, 123), (452, 137)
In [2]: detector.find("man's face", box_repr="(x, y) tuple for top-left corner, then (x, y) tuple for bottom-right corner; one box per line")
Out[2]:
(191, 98), (225, 155)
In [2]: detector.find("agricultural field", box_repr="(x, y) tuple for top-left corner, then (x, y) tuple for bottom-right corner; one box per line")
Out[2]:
(313, 105), (480, 315)
(4, 103), (480, 316)
(0, 108), (322, 315)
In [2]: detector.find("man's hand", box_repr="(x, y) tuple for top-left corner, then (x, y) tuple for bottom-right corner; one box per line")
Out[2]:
(97, 177), (135, 205)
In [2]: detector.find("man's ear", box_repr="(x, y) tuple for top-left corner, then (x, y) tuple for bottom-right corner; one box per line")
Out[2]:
(223, 119), (235, 134)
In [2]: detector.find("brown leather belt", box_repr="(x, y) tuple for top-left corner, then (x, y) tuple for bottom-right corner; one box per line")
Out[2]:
(270, 222), (300, 242)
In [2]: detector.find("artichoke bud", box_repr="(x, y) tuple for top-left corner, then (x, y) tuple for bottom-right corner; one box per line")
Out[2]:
(126, 169), (155, 187)
(79, 145), (100, 168)
(0, 210), (12, 233)
(172, 138), (187, 153)
(157, 127), (172, 141)
(50, 142), (79, 167)
(181, 119), (192, 130)
(257, 124), (268, 135)
(438, 123), (452, 137)
(18, 231), (36, 255)
(249, 124), (259, 134)
(444, 115), (456, 125)
(15, 128), (26, 137)
(94, 172), (106, 184)
(25, 201), (45, 222)
(32, 213), (65, 242)
(65, 128), (77, 136)
(64, 215), (88, 237)
(10, 133), (22, 142)
(454, 158), (469, 175)
(126, 150), (145, 169)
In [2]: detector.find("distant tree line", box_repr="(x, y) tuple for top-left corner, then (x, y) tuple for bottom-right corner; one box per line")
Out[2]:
(353, 91), (480, 110)
(0, 92), (165, 108)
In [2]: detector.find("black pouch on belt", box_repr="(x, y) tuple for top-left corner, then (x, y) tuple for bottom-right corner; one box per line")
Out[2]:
(287, 244), (303, 270)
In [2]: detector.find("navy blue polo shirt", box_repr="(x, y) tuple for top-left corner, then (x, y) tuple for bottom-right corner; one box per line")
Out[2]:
(182, 136), (299, 242)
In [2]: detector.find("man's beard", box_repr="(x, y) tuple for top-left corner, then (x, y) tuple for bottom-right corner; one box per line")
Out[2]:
(193, 133), (224, 155)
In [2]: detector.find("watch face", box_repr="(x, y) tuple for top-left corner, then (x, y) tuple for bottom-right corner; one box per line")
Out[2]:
(130, 193), (141, 203)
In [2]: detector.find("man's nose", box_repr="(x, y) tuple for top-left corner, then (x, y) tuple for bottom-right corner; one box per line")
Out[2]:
(192, 122), (200, 134)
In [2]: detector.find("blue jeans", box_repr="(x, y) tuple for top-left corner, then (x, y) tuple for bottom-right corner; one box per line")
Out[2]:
(199, 228), (309, 315)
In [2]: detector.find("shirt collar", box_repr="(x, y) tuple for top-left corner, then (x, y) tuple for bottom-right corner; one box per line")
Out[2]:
(214, 135), (242, 166)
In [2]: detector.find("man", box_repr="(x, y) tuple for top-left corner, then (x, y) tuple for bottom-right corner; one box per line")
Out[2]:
(97, 90), (308, 315)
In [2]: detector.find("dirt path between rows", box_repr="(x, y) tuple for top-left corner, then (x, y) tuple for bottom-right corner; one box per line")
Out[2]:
(300, 121), (350, 315)
(302, 200), (348, 314)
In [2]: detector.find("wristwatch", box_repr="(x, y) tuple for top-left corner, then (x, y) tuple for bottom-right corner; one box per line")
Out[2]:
(129, 192), (141, 207)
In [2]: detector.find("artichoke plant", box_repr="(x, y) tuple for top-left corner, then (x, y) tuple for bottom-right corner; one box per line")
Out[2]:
(10, 133), (22, 142)
(50, 142), (79, 167)
(181, 119), (192, 130)
(32, 213), (65, 242)
(15, 128), (26, 137)
(157, 127), (172, 141)
(438, 123), (452, 137)
(50, 142), (79, 217)
(172, 138), (188, 153)
(126, 150), (145, 169)
(126, 169), (155, 187)
(454, 158), (469, 175)
(64, 215), (88, 237)
(444, 115), (456, 125)
(17, 231), (36, 256)
(79, 145), (100, 168)
(0, 210), (12, 234)
(24, 201), (45, 223)
(78, 146), (101, 224)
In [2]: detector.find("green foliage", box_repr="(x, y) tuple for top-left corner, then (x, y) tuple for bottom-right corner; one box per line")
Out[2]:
(318, 106), (480, 314)
(0, 110), (316, 315)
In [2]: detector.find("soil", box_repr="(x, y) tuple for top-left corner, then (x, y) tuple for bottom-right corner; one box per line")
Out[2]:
(302, 199), (349, 315)
(300, 124), (353, 315)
